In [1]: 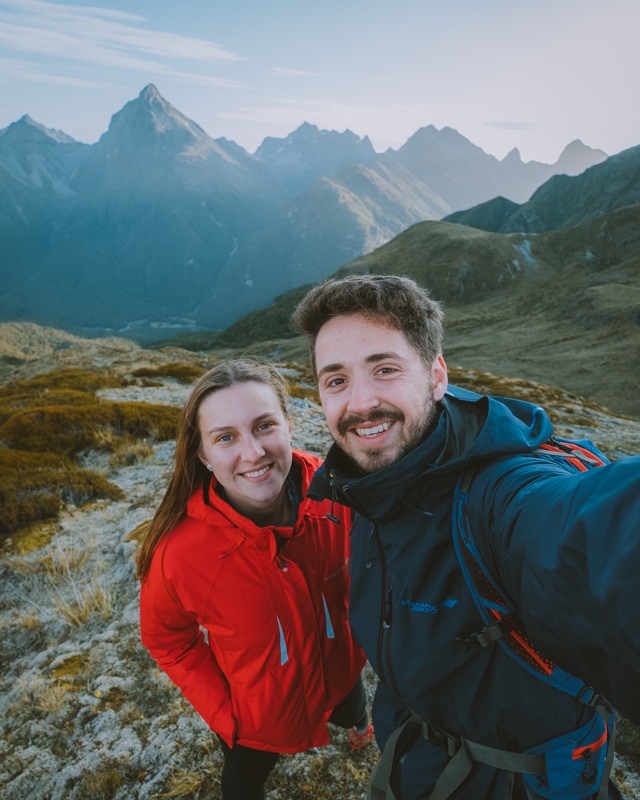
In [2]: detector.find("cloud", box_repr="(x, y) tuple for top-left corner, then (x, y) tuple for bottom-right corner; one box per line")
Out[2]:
(484, 120), (544, 131)
(0, 0), (244, 72)
(270, 67), (326, 78)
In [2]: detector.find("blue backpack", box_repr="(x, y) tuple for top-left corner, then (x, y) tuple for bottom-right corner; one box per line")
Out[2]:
(450, 436), (617, 800)
(367, 436), (618, 800)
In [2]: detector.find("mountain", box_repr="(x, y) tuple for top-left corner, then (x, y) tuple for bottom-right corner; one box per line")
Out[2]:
(255, 121), (376, 194)
(176, 203), (640, 419)
(445, 144), (640, 233)
(0, 85), (611, 339)
(0, 85), (286, 335)
(209, 131), (608, 323)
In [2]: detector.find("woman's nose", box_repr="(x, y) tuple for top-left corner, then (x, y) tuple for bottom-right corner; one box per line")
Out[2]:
(241, 435), (266, 460)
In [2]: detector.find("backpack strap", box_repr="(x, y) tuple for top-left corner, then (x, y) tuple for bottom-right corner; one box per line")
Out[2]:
(369, 710), (615, 800)
(449, 441), (616, 799)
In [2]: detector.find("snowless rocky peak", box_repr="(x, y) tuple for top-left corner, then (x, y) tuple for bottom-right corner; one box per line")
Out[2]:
(2, 115), (76, 145)
(555, 139), (608, 174)
(100, 84), (239, 163)
(502, 147), (524, 165)
(257, 121), (375, 160)
(106, 84), (208, 142)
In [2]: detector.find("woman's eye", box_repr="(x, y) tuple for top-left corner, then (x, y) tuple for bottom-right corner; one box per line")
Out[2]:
(258, 422), (275, 432)
(217, 434), (233, 443)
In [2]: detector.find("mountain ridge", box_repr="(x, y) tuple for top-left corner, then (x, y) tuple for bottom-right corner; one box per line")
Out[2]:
(0, 85), (617, 337)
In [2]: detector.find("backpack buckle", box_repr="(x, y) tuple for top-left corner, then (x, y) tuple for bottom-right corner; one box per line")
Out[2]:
(422, 722), (461, 757)
(457, 620), (505, 650)
(577, 685), (602, 708)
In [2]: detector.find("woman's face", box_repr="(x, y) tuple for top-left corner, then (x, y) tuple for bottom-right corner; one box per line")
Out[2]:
(197, 381), (292, 522)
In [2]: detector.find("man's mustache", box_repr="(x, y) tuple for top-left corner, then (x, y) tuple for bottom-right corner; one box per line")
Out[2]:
(337, 408), (405, 437)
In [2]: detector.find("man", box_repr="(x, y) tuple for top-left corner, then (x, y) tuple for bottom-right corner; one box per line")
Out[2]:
(292, 274), (640, 800)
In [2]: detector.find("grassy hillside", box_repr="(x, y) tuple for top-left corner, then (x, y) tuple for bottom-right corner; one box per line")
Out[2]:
(156, 204), (640, 419)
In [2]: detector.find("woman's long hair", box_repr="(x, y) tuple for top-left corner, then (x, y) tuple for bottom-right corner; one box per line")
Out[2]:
(136, 359), (290, 581)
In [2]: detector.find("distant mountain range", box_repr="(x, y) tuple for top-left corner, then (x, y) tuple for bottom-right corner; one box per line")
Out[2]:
(445, 144), (640, 232)
(0, 84), (609, 340)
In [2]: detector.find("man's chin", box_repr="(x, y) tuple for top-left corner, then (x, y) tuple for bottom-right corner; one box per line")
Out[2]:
(344, 443), (400, 475)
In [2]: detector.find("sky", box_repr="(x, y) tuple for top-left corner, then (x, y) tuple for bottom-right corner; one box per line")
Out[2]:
(1, 0), (638, 164)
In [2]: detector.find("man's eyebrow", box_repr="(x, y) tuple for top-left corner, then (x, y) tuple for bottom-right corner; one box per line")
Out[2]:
(317, 352), (405, 379)
(317, 362), (343, 380)
(365, 351), (404, 364)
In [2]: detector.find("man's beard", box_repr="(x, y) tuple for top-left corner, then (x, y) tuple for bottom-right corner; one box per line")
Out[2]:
(334, 394), (438, 475)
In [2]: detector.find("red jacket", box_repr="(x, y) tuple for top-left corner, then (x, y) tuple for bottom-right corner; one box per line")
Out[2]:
(139, 450), (366, 753)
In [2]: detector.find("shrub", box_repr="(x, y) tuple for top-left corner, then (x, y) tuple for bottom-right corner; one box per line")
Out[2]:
(0, 367), (180, 537)
(130, 362), (206, 383)
(0, 401), (180, 455)
(0, 450), (124, 534)
(0, 367), (125, 398)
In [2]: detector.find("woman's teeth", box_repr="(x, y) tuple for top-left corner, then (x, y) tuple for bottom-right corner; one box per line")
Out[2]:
(244, 466), (269, 478)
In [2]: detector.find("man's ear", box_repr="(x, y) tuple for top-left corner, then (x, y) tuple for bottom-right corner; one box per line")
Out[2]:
(432, 355), (448, 402)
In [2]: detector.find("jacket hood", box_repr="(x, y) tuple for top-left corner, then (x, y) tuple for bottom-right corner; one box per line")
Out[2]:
(186, 449), (328, 552)
(309, 385), (554, 518)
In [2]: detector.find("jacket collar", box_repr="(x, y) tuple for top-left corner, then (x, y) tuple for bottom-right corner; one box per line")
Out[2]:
(309, 388), (553, 520)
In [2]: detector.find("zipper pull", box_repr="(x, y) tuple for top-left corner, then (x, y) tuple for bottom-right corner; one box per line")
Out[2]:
(581, 748), (596, 785)
(366, 523), (375, 568)
(326, 472), (341, 523)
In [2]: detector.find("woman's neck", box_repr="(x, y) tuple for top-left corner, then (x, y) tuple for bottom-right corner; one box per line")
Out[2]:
(240, 485), (293, 528)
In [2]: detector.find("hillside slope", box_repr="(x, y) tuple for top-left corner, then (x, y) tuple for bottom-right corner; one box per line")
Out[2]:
(162, 205), (640, 419)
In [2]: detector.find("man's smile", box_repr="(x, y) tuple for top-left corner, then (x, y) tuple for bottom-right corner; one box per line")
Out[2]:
(354, 421), (392, 437)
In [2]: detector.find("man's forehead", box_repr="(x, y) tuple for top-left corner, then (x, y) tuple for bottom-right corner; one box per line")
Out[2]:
(314, 314), (413, 370)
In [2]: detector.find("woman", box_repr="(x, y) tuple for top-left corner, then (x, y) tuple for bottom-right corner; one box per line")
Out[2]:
(137, 359), (371, 800)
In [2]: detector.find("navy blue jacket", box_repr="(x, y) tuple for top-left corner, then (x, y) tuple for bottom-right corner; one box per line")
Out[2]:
(309, 387), (640, 799)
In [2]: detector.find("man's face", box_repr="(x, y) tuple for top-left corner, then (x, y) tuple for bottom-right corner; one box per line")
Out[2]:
(315, 313), (448, 473)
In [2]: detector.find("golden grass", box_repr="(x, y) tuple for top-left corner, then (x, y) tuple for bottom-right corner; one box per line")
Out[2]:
(7, 520), (60, 555)
(0, 367), (181, 536)
(130, 362), (206, 383)
(35, 681), (74, 713)
(50, 653), (86, 679)
(43, 540), (113, 626)
(152, 768), (213, 798)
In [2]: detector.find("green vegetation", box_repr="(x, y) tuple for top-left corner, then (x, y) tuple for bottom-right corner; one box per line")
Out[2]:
(0, 448), (123, 535)
(0, 368), (181, 537)
(130, 362), (206, 383)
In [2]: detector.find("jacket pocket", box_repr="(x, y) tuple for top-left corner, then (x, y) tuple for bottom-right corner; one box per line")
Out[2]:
(522, 713), (608, 799)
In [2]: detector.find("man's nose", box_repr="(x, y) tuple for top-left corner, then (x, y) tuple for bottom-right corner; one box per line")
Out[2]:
(346, 378), (380, 415)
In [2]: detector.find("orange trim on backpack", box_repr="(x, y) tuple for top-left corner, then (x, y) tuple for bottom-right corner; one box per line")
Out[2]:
(572, 726), (608, 759)
(489, 608), (553, 675)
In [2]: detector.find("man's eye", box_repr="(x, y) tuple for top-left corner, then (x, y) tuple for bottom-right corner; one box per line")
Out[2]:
(327, 377), (346, 388)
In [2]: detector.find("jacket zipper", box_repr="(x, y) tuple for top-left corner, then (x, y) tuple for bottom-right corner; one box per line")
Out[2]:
(376, 528), (402, 699)
(333, 478), (402, 697)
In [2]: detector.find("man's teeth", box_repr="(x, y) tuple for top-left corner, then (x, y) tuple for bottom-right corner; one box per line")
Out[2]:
(355, 422), (391, 437)
(244, 466), (269, 478)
